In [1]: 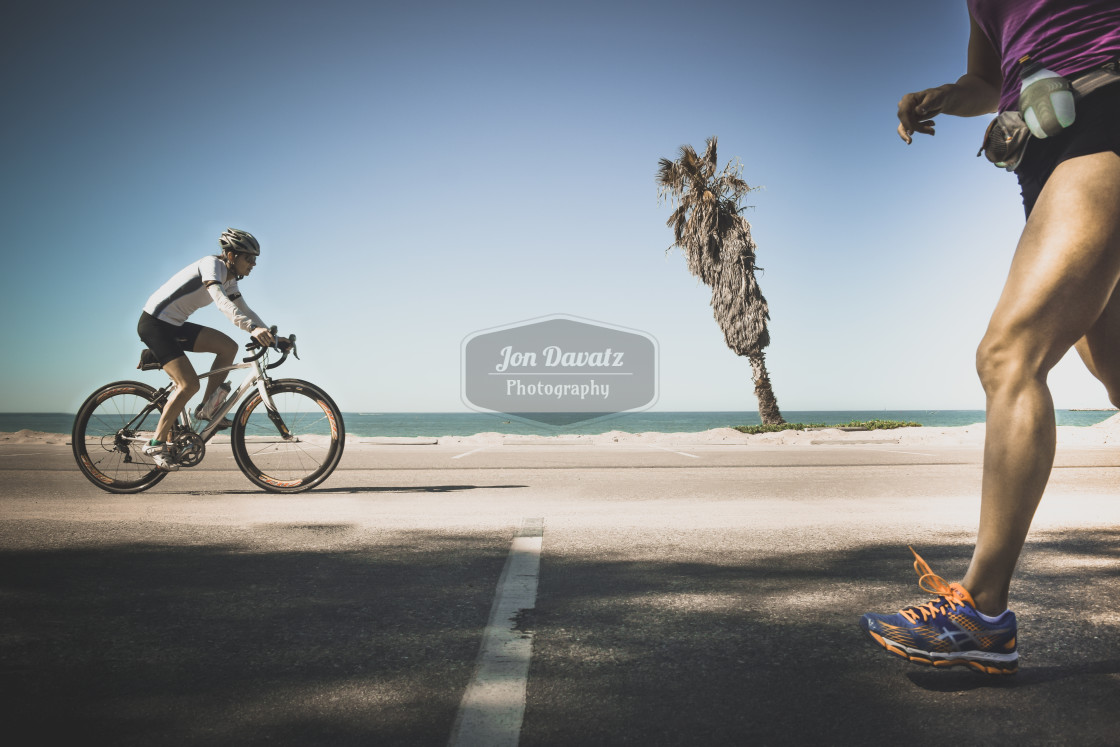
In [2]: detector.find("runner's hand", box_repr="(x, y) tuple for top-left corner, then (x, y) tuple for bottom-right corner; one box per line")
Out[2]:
(897, 85), (952, 144)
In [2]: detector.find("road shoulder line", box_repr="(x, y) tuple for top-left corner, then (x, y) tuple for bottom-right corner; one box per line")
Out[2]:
(448, 517), (544, 747)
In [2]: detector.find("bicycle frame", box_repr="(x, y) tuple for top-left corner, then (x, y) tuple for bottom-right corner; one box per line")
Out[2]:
(120, 344), (291, 449)
(189, 357), (279, 442)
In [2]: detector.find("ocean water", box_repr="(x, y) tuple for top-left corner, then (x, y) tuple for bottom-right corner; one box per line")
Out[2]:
(3, 409), (1115, 437)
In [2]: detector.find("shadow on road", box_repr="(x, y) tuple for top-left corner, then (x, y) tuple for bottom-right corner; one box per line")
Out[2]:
(0, 525), (509, 746)
(181, 484), (530, 496)
(333, 484), (531, 494)
(521, 530), (1120, 746)
(1, 526), (1117, 745)
(908, 658), (1120, 691)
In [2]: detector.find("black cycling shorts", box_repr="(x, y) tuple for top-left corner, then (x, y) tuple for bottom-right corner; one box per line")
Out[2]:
(1017, 82), (1120, 218)
(137, 311), (205, 365)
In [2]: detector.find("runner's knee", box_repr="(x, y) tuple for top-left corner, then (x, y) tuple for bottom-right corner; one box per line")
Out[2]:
(976, 331), (1048, 396)
(1078, 324), (1120, 408)
(1095, 370), (1120, 408)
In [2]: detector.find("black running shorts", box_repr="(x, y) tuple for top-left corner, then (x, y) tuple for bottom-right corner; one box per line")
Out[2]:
(1017, 82), (1120, 218)
(137, 311), (205, 365)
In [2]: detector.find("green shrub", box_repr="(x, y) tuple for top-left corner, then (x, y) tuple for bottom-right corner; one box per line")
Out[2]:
(733, 419), (921, 435)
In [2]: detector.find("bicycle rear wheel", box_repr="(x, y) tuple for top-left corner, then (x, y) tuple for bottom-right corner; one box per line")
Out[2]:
(72, 380), (169, 493)
(230, 379), (345, 493)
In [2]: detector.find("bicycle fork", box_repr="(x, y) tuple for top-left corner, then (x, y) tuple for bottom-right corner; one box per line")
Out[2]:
(256, 378), (294, 441)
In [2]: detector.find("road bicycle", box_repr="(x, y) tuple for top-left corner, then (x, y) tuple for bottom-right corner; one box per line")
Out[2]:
(72, 331), (344, 494)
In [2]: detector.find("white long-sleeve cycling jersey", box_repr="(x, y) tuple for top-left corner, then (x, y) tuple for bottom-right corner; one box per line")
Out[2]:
(143, 255), (267, 333)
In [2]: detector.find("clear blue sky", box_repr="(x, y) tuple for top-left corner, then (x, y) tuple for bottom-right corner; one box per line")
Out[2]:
(1, 0), (1109, 414)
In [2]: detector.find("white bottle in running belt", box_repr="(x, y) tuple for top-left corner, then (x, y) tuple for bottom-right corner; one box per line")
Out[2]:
(1018, 55), (1076, 139)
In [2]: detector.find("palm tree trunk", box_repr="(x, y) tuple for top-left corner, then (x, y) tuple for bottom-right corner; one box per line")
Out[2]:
(749, 352), (784, 424)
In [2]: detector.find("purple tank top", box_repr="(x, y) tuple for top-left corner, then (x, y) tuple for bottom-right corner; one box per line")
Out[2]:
(968, 0), (1120, 111)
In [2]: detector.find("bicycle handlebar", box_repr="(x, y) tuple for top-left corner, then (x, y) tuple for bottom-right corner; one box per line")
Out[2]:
(243, 326), (298, 369)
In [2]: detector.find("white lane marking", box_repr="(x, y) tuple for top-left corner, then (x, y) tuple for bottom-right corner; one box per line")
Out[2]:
(0, 452), (54, 457)
(649, 445), (699, 459)
(452, 447), (490, 460)
(449, 518), (543, 747)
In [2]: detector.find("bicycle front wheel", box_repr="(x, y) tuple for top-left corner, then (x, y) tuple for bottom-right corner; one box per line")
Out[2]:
(72, 380), (169, 493)
(230, 379), (345, 493)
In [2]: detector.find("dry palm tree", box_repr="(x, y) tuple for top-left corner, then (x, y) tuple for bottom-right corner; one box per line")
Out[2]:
(656, 136), (784, 424)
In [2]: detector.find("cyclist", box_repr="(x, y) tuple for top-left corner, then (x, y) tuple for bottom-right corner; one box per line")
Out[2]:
(136, 228), (275, 470)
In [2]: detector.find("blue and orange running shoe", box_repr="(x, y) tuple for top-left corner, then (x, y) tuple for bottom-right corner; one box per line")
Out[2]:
(860, 547), (1018, 675)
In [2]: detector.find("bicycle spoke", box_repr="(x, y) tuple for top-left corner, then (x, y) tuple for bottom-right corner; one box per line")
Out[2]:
(72, 383), (168, 493)
(231, 380), (344, 492)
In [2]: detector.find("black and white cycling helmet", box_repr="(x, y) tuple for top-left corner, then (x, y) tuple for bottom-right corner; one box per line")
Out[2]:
(219, 228), (260, 256)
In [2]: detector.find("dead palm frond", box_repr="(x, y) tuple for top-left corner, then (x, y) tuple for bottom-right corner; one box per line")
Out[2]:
(656, 137), (784, 424)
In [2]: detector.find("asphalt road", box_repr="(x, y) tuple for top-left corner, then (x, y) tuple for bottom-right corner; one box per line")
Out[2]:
(1, 439), (1118, 745)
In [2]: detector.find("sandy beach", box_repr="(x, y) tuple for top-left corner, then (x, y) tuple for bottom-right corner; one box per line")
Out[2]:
(8, 411), (1120, 448)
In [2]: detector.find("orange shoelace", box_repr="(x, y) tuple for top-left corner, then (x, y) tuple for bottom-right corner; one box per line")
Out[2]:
(898, 546), (969, 623)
